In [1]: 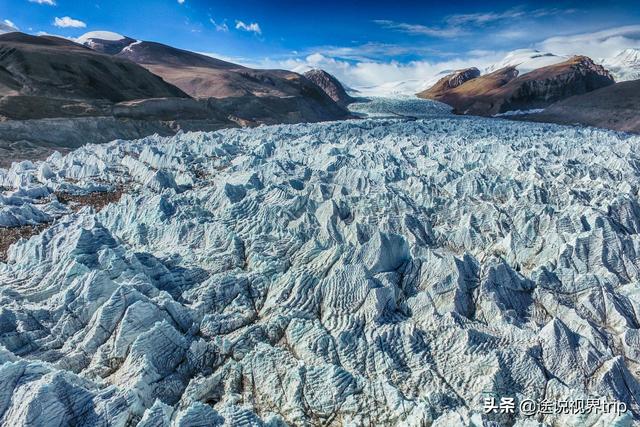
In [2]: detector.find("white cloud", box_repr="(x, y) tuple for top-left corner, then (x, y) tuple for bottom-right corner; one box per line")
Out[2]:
(248, 49), (505, 95)
(177, 0), (185, 4)
(537, 25), (640, 59)
(373, 20), (464, 38)
(3, 19), (18, 30)
(210, 19), (228, 32)
(247, 24), (639, 94)
(28, 0), (56, 5)
(0, 19), (18, 34)
(445, 10), (527, 26)
(443, 8), (565, 27)
(374, 8), (574, 40)
(303, 42), (441, 62)
(53, 16), (86, 28)
(235, 20), (261, 35)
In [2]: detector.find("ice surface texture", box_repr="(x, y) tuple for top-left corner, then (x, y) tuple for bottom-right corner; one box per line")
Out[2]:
(1, 109), (640, 426)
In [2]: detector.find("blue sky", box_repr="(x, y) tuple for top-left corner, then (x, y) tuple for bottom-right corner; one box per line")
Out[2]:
(2, 0), (640, 87)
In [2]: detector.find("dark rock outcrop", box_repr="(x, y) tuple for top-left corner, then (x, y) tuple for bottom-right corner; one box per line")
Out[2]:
(303, 69), (355, 107)
(513, 79), (640, 134)
(418, 56), (615, 116)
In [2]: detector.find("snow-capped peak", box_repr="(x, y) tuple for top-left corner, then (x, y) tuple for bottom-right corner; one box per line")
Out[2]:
(602, 48), (640, 82)
(76, 31), (126, 44)
(352, 70), (453, 98)
(606, 48), (640, 67)
(485, 48), (567, 75)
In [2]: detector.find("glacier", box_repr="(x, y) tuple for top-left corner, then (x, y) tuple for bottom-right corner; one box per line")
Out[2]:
(1, 102), (640, 426)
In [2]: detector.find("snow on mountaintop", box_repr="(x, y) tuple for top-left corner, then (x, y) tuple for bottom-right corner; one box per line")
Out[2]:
(1, 101), (640, 424)
(355, 49), (566, 98)
(76, 30), (127, 43)
(354, 79), (432, 97)
(485, 48), (567, 74)
(602, 48), (640, 82)
(353, 71), (452, 98)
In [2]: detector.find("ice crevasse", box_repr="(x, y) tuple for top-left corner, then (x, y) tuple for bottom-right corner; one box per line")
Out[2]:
(0, 113), (639, 426)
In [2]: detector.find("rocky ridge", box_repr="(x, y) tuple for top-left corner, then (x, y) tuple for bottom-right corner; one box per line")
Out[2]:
(303, 69), (357, 107)
(417, 67), (480, 99)
(514, 79), (640, 133)
(417, 56), (615, 116)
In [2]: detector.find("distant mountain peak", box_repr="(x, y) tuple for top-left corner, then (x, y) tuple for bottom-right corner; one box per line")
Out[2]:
(303, 69), (356, 107)
(417, 67), (480, 100)
(610, 47), (640, 64)
(486, 49), (567, 75)
(602, 47), (640, 82)
(419, 55), (614, 116)
(77, 30), (137, 55)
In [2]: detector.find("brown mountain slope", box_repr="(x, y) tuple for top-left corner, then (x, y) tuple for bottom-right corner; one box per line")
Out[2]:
(115, 40), (350, 122)
(116, 41), (238, 70)
(513, 79), (640, 133)
(117, 41), (314, 98)
(418, 67), (480, 99)
(0, 32), (188, 102)
(417, 56), (614, 116)
(0, 32), (351, 165)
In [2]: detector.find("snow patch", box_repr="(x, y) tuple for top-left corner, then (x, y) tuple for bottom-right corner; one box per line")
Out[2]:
(486, 48), (567, 75)
(120, 40), (142, 53)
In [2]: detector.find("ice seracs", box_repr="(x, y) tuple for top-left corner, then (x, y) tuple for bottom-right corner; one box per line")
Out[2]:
(0, 100), (640, 425)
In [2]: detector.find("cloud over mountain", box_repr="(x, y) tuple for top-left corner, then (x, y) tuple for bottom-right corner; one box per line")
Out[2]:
(537, 25), (640, 59)
(0, 19), (18, 34)
(235, 20), (261, 35)
(53, 16), (87, 28)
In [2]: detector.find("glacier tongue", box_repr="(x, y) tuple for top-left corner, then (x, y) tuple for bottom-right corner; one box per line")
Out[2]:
(1, 112), (640, 425)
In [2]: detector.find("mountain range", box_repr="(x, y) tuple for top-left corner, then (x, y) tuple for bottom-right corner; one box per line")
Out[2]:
(416, 49), (640, 133)
(417, 55), (615, 115)
(0, 27), (639, 167)
(0, 30), (353, 166)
